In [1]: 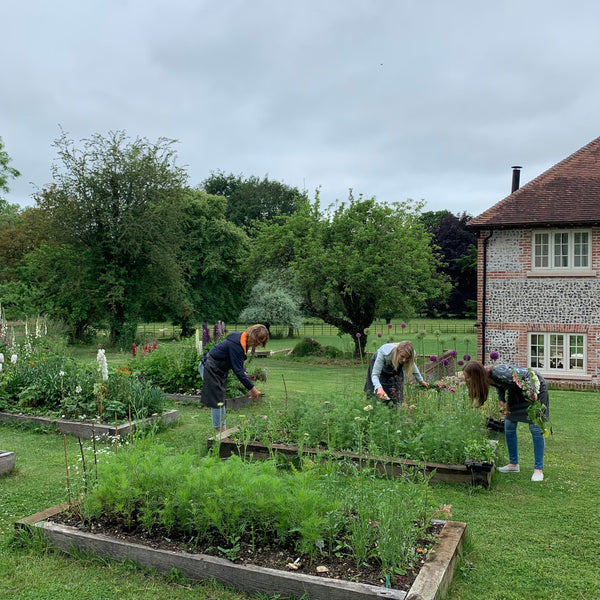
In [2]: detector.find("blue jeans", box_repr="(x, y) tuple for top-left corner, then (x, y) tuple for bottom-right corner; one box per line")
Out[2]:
(504, 419), (545, 470)
(211, 405), (226, 429)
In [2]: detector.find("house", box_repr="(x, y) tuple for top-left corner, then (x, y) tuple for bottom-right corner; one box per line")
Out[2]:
(468, 136), (600, 388)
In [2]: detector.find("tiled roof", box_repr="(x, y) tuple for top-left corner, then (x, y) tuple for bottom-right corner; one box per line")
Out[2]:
(469, 136), (600, 229)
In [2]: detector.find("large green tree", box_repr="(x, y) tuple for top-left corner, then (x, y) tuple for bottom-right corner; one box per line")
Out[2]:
(248, 192), (450, 356)
(202, 171), (308, 234)
(420, 210), (477, 318)
(35, 130), (189, 345)
(174, 188), (249, 335)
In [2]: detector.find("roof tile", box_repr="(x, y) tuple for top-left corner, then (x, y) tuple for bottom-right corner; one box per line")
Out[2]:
(469, 136), (600, 228)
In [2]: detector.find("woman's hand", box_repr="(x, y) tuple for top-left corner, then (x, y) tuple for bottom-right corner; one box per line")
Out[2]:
(419, 380), (429, 389)
(376, 386), (387, 399)
(249, 386), (261, 399)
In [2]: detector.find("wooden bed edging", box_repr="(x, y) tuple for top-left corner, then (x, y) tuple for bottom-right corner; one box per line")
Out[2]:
(208, 426), (494, 488)
(0, 450), (15, 476)
(16, 505), (466, 600)
(0, 409), (178, 440)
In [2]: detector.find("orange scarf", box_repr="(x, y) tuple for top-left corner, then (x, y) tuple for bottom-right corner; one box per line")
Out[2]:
(240, 332), (248, 355)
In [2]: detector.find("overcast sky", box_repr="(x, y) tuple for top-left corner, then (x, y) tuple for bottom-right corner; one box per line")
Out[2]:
(2, 1), (600, 218)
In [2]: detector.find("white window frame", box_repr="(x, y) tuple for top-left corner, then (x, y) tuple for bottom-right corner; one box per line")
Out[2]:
(528, 332), (587, 373)
(532, 229), (591, 272)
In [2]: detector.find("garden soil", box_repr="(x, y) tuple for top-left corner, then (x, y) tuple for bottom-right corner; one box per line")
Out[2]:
(49, 511), (442, 592)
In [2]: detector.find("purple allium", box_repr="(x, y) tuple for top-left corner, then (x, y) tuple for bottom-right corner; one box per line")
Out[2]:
(457, 360), (464, 366)
(449, 349), (457, 357)
(490, 351), (499, 361)
(463, 354), (471, 361)
(377, 332), (382, 337)
(356, 332), (361, 338)
(442, 359), (449, 366)
(401, 323), (407, 328)
(388, 323), (393, 329)
(430, 355), (438, 362)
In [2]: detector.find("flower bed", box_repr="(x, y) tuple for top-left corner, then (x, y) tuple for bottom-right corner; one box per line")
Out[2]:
(217, 383), (497, 487)
(17, 504), (466, 600)
(209, 426), (495, 488)
(0, 450), (15, 476)
(0, 409), (178, 440)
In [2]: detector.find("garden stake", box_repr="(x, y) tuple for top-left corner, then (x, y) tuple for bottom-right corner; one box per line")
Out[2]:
(63, 435), (71, 506)
(282, 374), (289, 409)
(78, 437), (88, 494)
(128, 404), (133, 444)
(91, 424), (98, 482)
(114, 412), (118, 454)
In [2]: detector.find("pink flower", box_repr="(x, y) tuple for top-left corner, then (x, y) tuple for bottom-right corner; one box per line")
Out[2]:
(356, 332), (361, 338)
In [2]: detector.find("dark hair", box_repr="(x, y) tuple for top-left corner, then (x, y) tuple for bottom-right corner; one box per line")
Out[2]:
(462, 361), (490, 407)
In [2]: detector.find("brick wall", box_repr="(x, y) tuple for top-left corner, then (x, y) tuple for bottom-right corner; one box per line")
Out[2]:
(476, 227), (600, 387)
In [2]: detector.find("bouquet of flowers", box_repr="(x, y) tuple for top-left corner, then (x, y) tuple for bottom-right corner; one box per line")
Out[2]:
(510, 367), (551, 437)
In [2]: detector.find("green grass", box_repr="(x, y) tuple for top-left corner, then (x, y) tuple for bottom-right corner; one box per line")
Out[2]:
(1, 352), (599, 599)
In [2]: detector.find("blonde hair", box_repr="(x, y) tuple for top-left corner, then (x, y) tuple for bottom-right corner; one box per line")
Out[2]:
(393, 341), (416, 381)
(245, 324), (269, 348)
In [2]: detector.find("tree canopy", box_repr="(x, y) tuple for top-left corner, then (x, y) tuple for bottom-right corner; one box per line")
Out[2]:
(202, 171), (308, 234)
(239, 270), (303, 336)
(0, 136), (20, 200)
(247, 192), (450, 355)
(33, 130), (189, 344)
(420, 210), (477, 317)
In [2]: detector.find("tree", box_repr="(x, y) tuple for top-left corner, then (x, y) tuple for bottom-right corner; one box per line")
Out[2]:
(202, 171), (308, 234)
(248, 192), (450, 356)
(174, 189), (249, 335)
(238, 270), (303, 336)
(420, 210), (477, 317)
(0, 136), (20, 200)
(35, 130), (189, 345)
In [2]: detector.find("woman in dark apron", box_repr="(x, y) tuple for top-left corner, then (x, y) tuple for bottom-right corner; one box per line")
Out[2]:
(199, 324), (269, 432)
(365, 340), (428, 405)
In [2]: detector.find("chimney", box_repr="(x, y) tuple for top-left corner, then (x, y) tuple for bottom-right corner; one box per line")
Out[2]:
(511, 166), (522, 193)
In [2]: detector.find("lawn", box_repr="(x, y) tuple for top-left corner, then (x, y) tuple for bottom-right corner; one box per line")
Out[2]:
(1, 343), (599, 599)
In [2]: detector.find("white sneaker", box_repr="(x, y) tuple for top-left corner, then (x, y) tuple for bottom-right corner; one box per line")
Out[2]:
(531, 471), (544, 482)
(498, 464), (520, 473)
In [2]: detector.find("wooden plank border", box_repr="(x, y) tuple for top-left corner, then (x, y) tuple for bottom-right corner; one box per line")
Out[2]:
(16, 506), (466, 600)
(0, 409), (178, 440)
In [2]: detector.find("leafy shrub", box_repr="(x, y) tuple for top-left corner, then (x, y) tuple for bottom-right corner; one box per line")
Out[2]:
(129, 340), (202, 393)
(291, 337), (322, 356)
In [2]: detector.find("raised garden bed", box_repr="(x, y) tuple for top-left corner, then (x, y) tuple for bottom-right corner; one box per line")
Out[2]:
(0, 450), (15, 476)
(16, 504), (466, 600)
(209, 426), (495, 488)
(0, 409), (178, 440)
